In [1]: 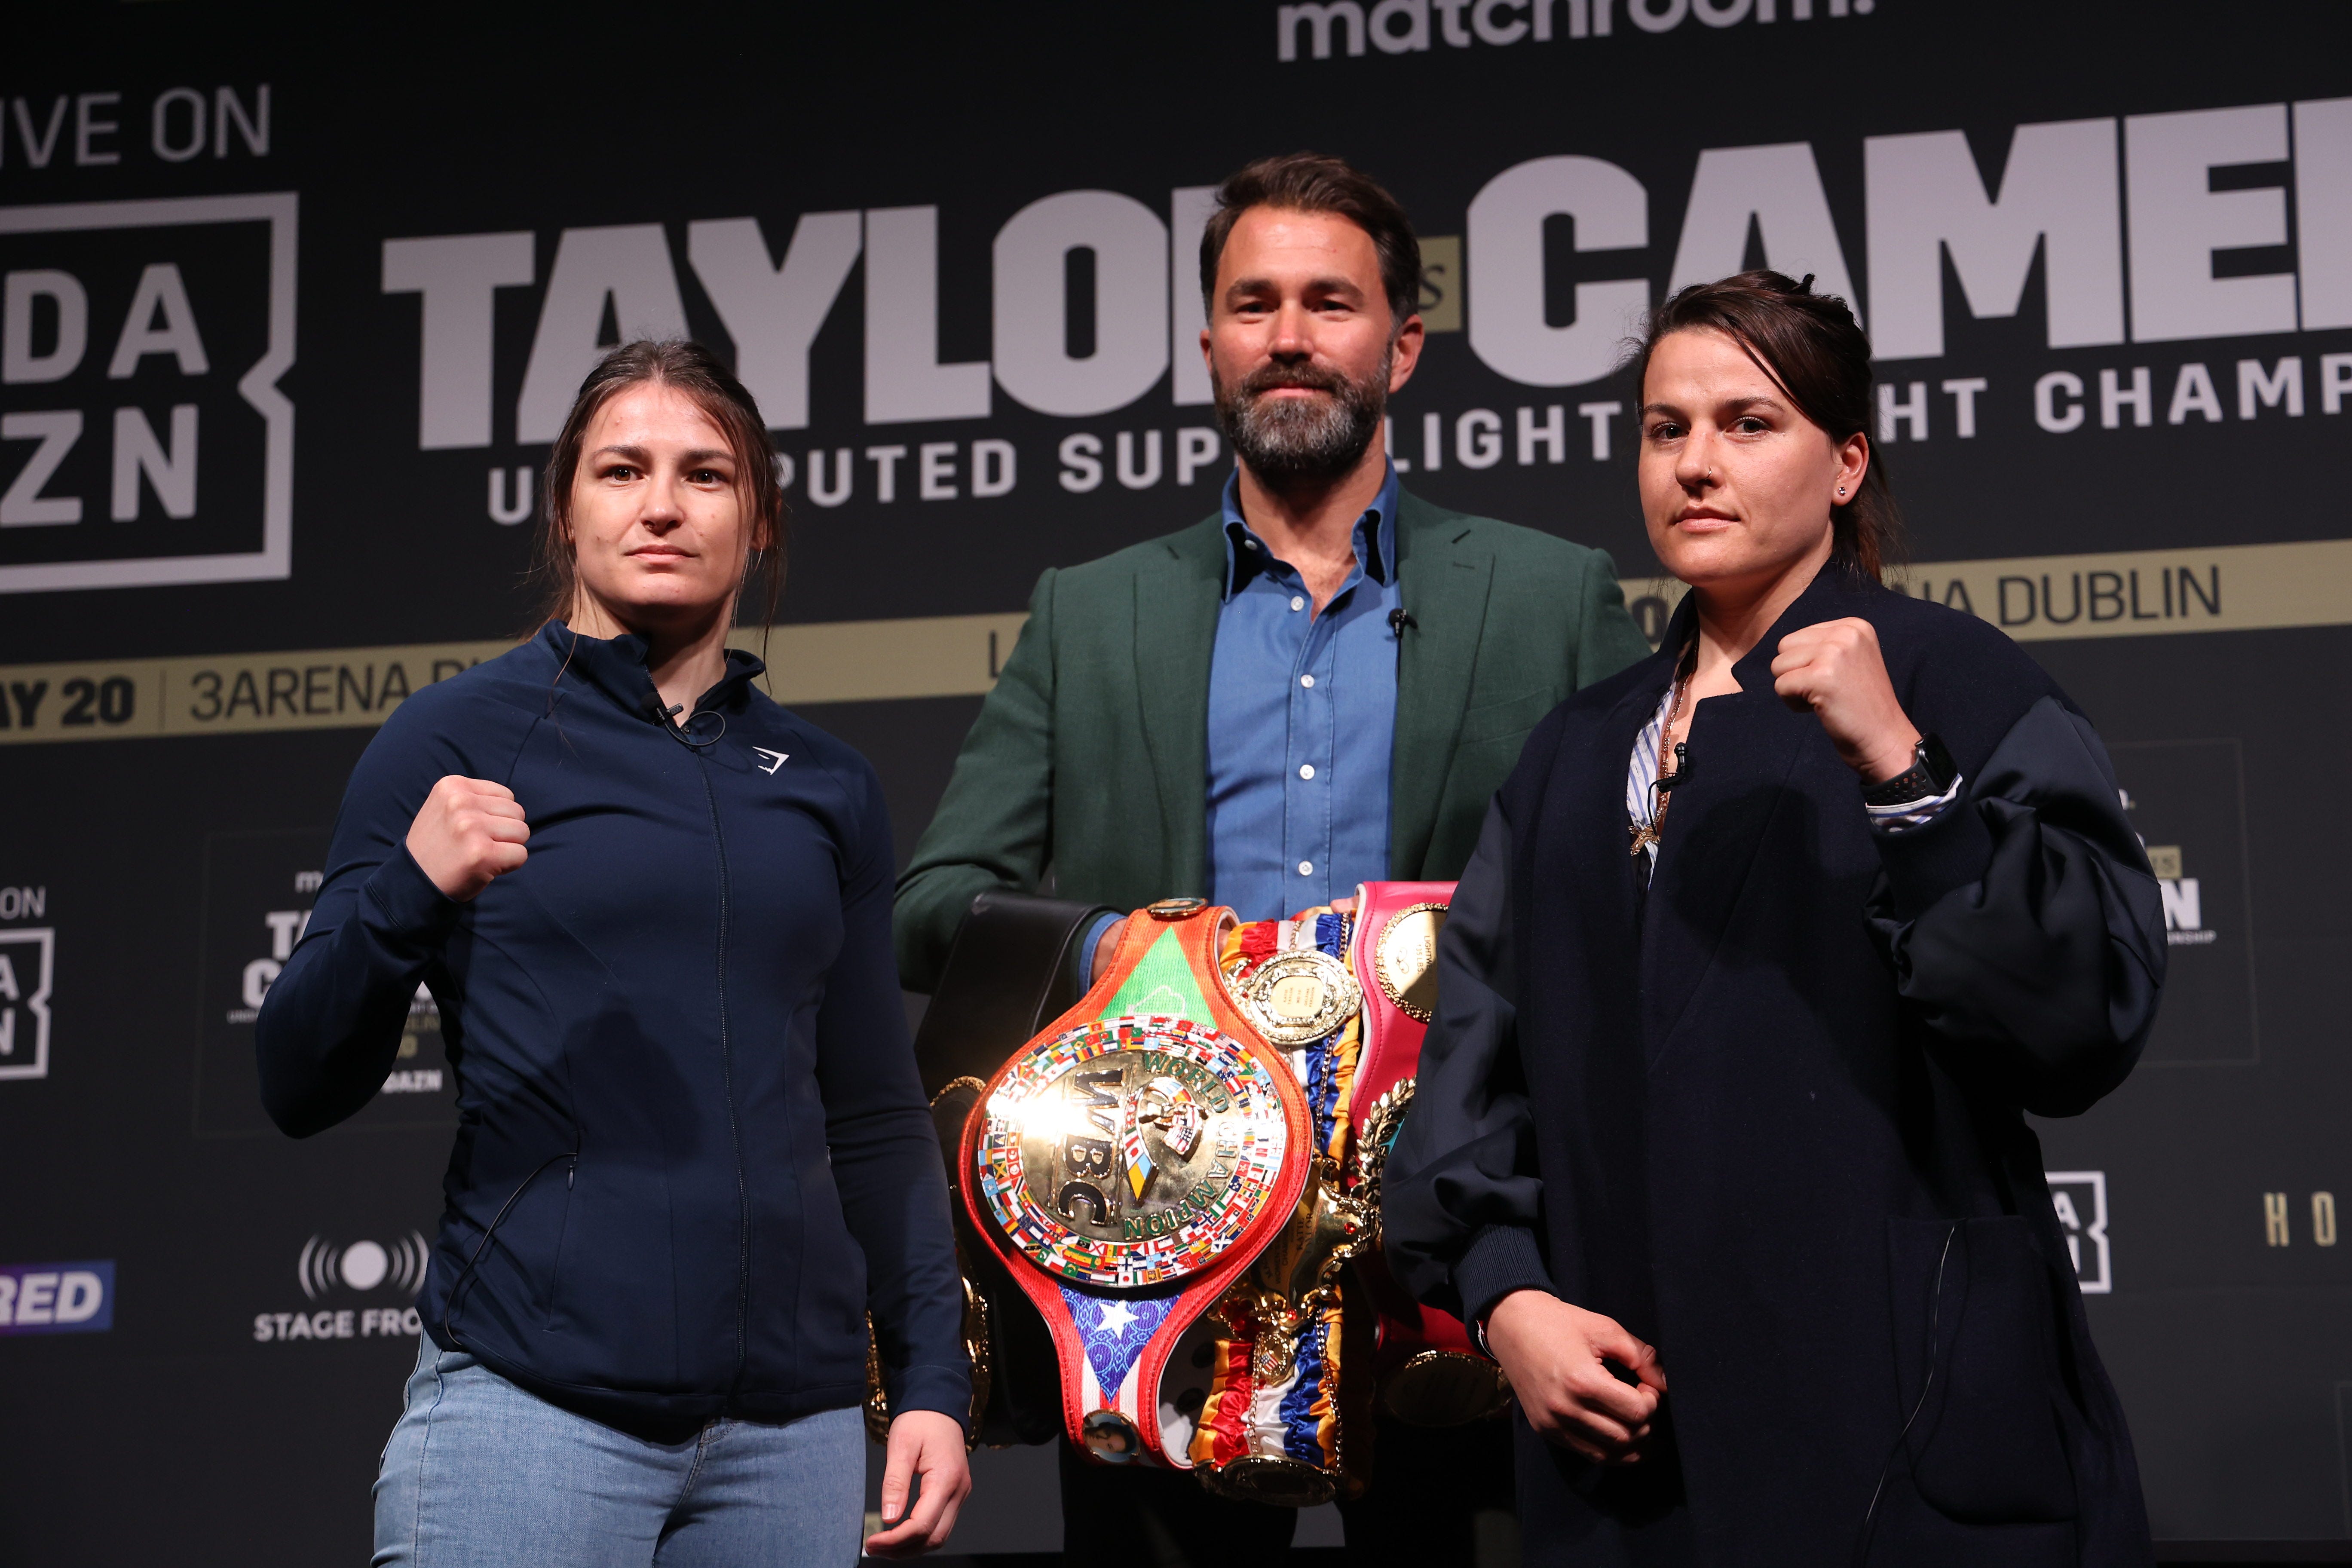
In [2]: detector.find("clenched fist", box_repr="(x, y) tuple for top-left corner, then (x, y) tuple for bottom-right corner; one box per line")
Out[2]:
(1769, 617), (1921, 784)
(406, 776), (530, 901)
(1485, 1289), (1668, 1466)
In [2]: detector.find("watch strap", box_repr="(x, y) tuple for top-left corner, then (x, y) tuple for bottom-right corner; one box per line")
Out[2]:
(1861, 732), (1956, 808)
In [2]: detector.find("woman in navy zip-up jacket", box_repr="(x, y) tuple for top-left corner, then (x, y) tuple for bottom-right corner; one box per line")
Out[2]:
(257, 341), (971, 1565)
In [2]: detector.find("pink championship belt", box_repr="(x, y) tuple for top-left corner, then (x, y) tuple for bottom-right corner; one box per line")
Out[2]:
(1348, 881), (1511, 1426)
(959, 900), (1314, 1475)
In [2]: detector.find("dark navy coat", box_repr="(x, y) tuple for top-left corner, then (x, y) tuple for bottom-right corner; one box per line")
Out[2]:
(1384, 569), (2163, 1566)
(257, 624), (969, 1436)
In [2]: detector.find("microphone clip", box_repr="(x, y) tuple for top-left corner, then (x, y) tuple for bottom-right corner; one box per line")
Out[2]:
(1654, 741), (1693, 793)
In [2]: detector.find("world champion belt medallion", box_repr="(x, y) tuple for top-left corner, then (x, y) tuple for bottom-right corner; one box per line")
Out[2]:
(977, 1016), (1291, 1290)
(1243, 949), (1362, 1046)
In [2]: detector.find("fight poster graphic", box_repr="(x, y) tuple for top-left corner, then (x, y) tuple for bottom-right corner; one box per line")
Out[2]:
(2110, 740), (2258, 1065)
(193, 827), (452, 1134)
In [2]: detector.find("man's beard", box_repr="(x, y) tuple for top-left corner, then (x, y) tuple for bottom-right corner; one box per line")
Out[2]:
(1213, 352), (1389, 486)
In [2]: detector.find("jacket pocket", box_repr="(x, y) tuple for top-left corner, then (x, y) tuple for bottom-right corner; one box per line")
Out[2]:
(545, 1155), (678, 1386)
(1454, 686), (1562, 747)
(1886, 1215), (2077, 1523)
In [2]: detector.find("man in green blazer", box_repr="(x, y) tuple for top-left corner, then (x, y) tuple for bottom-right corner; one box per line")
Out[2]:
(894, 154), (1649, 1567)
(894, 486), (1646, 987)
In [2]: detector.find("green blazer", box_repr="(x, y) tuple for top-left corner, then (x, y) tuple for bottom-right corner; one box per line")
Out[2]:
(893, 488), (1652, 990)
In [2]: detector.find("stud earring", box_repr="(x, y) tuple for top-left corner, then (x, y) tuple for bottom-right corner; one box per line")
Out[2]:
(1836, 486), (1847, 496)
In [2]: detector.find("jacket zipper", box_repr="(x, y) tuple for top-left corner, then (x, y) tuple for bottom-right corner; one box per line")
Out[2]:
(691, 736), (753, 1394)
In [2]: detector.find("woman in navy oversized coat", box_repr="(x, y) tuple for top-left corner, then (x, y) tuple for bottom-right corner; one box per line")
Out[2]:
(1383, 273), (2165, 1567)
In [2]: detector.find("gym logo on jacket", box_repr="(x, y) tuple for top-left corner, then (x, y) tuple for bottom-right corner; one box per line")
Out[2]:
(753, 746), (789, 774)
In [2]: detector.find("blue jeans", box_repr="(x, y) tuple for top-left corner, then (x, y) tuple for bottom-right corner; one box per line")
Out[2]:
(374, 1340), (865, 1567)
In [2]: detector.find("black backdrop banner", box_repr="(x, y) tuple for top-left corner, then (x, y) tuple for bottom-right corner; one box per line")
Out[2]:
(3, 4), (2348, 1559)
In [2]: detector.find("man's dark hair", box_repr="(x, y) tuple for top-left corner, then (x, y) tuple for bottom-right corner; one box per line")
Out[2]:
(1199, 153), (1421, 329)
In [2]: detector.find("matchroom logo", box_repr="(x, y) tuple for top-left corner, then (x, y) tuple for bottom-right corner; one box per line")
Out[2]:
(0, 192), (295, 593)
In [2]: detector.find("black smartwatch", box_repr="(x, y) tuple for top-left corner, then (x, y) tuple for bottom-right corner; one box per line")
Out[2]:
(1862, 733), (1957, 807)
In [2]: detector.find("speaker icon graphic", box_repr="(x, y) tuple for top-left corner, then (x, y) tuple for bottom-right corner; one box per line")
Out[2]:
(296, 1232), (429, 1301)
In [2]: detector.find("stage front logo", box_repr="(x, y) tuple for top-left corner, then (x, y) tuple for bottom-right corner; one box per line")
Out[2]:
(250, 1229), (430, 1344)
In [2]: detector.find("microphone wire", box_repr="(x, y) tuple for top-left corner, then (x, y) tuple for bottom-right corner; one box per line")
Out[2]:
(1854, 1221), (1959, 1568)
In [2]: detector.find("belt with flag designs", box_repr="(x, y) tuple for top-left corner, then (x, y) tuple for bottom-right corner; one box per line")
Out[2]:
(959, 900), (1313, 1477)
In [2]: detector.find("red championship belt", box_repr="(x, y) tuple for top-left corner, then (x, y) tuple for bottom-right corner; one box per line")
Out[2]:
(1348, 881), (1512, 1425)
(959, 900), (1314, 1470)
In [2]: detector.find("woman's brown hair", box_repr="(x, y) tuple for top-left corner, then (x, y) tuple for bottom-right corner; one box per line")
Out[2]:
(1631, 270), (1902, 582)
(529, 339), (788, 633)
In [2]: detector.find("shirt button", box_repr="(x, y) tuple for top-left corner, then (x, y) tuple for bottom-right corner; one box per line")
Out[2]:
(1299, 764), (1315, 780)
(1299, 674), (1314, 688)
(1290, 595), (1305, 612)
(1298, 861), (1314, 876)
(1246, 538), (1262, 550)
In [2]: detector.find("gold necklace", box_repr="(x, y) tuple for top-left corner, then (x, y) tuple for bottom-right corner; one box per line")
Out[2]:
(1628, 674), (1692, 858)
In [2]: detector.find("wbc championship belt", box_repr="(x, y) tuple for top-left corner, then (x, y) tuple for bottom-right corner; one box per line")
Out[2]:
(1345, 881), (1510, 1426)
(959, 900), (1314, 1477)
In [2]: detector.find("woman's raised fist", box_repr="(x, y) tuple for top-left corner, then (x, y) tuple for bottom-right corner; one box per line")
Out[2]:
(406, 776), (530, 901)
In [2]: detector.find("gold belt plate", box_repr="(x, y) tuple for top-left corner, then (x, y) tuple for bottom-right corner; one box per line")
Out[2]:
(1370, 903), (1448, 1023)
(1243, 949), (1362, 1046)
(976, 1017), (1291, 1289)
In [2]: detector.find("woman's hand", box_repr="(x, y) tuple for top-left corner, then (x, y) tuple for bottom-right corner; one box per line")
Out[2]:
(1485, 1289), (1667, 1466)
(405, 776), (530, 900)
(1769, 618), (1921, 784)
(863, 1409), (971, 1558)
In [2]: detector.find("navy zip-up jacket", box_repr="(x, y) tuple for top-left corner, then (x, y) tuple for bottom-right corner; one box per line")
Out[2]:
(257, 623), (970, 1436)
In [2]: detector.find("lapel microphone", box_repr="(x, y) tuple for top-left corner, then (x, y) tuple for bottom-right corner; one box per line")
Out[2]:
(1388, 607), (1417, 637)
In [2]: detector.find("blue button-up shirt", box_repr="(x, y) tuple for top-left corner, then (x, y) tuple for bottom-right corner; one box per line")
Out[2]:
(1204, 463), (1403, 922)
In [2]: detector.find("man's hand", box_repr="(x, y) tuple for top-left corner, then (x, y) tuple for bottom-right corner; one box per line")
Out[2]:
(405, 776), (530, 901)
(1090, 916), (1128, 984)
(1484, 1289), (1667, 1466)
(1769, 618), (1920, 784)
(863, 1409), (971, 1558)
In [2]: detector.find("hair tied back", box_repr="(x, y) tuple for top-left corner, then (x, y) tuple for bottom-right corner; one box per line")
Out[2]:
(1628, 269), (1903, 582)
